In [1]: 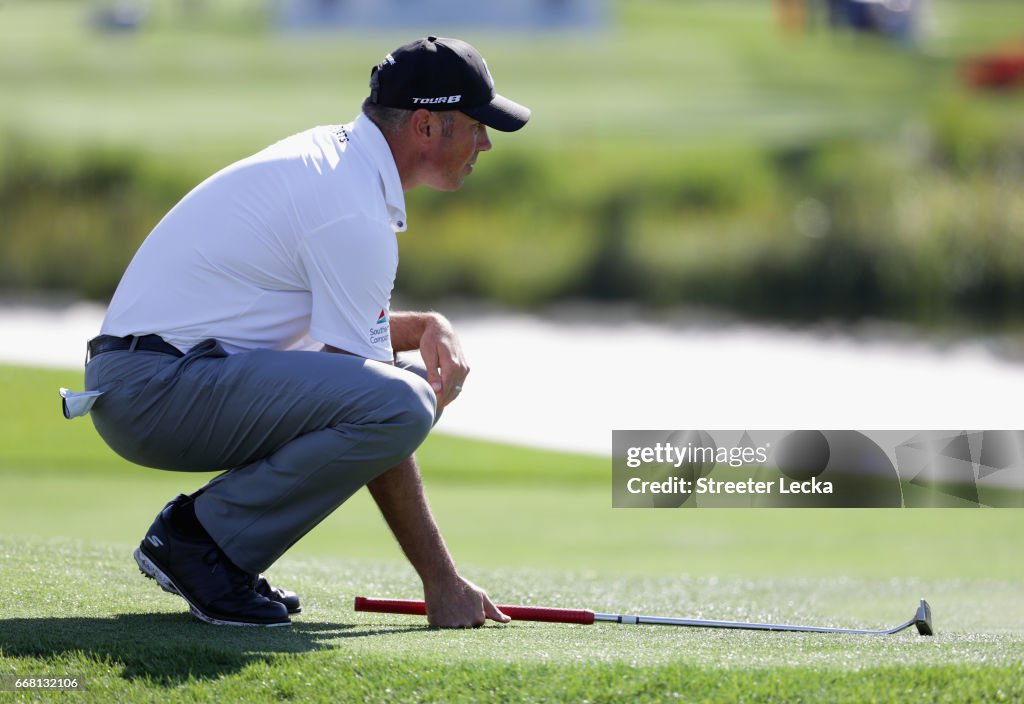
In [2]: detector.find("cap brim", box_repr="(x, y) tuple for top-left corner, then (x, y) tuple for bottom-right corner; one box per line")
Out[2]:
(463, 94), (531, 132)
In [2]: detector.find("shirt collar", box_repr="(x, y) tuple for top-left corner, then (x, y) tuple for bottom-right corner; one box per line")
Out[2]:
(351, 112), (408, 232)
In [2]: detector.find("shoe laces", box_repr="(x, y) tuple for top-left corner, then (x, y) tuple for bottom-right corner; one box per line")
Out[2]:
(201, 547), (257, 597)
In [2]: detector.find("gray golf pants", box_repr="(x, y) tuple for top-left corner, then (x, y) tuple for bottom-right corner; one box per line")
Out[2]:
(85, 339), (437, 573)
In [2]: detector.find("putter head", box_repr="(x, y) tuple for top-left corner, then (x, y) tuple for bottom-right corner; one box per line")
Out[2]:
(914, 599), (933, 636)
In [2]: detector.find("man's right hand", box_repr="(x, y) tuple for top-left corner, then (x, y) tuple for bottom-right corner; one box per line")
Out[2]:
(424, 575), (510, 628)
(366, 458), (503, 628)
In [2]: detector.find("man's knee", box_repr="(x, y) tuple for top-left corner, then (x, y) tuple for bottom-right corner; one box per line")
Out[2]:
(381, 371), (436, 457)
(394, 352), (444, 426)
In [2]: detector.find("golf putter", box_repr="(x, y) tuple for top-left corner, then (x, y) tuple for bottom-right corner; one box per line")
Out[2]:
(355, 597), (934, 636)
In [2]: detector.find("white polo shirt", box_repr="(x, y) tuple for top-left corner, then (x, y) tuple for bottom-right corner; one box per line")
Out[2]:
(100, 114), (406, 362)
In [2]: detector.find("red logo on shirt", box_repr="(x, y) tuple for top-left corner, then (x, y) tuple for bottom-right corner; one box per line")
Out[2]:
(376, 309), (388, 325)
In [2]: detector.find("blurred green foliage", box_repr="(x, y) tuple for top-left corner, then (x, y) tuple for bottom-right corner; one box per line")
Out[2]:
(1, 1), (1023, 325)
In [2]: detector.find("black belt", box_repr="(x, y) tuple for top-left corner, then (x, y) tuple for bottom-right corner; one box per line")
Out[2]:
(87, 334), (184, 361)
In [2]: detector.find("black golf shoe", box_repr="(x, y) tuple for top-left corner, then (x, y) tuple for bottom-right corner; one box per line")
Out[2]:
(145, 495), (302, 615)
(254, 574), (302, 614)
(134, 500), (290, 627)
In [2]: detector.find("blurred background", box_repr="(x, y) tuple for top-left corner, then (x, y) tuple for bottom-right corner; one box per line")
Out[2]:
(2, 0), (1024, 452)
(2, 0), (1023, 321)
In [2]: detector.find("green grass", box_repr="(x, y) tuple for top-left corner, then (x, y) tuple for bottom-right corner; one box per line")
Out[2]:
(2, 539), (1023, 703)
(2, 363), (1024, 701)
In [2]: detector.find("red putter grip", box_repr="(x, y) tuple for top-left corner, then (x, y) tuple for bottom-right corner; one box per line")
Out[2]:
(500, 605), (596, 624)
(354, 597), (596, 625)
(355, 597), (427, 616)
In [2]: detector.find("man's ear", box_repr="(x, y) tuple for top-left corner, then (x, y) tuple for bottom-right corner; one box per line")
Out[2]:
(410, 109), (434, 142)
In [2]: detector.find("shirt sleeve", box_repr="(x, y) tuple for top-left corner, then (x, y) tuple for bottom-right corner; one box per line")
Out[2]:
(297, 214), (398, 362)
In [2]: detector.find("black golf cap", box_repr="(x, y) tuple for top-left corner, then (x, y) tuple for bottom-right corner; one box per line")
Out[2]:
(368, 36), (530, 133)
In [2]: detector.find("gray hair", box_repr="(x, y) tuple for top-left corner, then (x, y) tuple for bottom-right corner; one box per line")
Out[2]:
(361, 98), (413, 137)
(438, 112), (454, 138)
(361, 98), (457, 139)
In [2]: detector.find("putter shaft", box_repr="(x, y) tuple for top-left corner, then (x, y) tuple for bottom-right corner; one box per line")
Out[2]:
(354, 597), (933, 636)
(594, 612), (916, 635)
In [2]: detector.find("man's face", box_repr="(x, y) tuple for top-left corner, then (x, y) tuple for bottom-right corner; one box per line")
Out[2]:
(423, 111), (493, 191)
